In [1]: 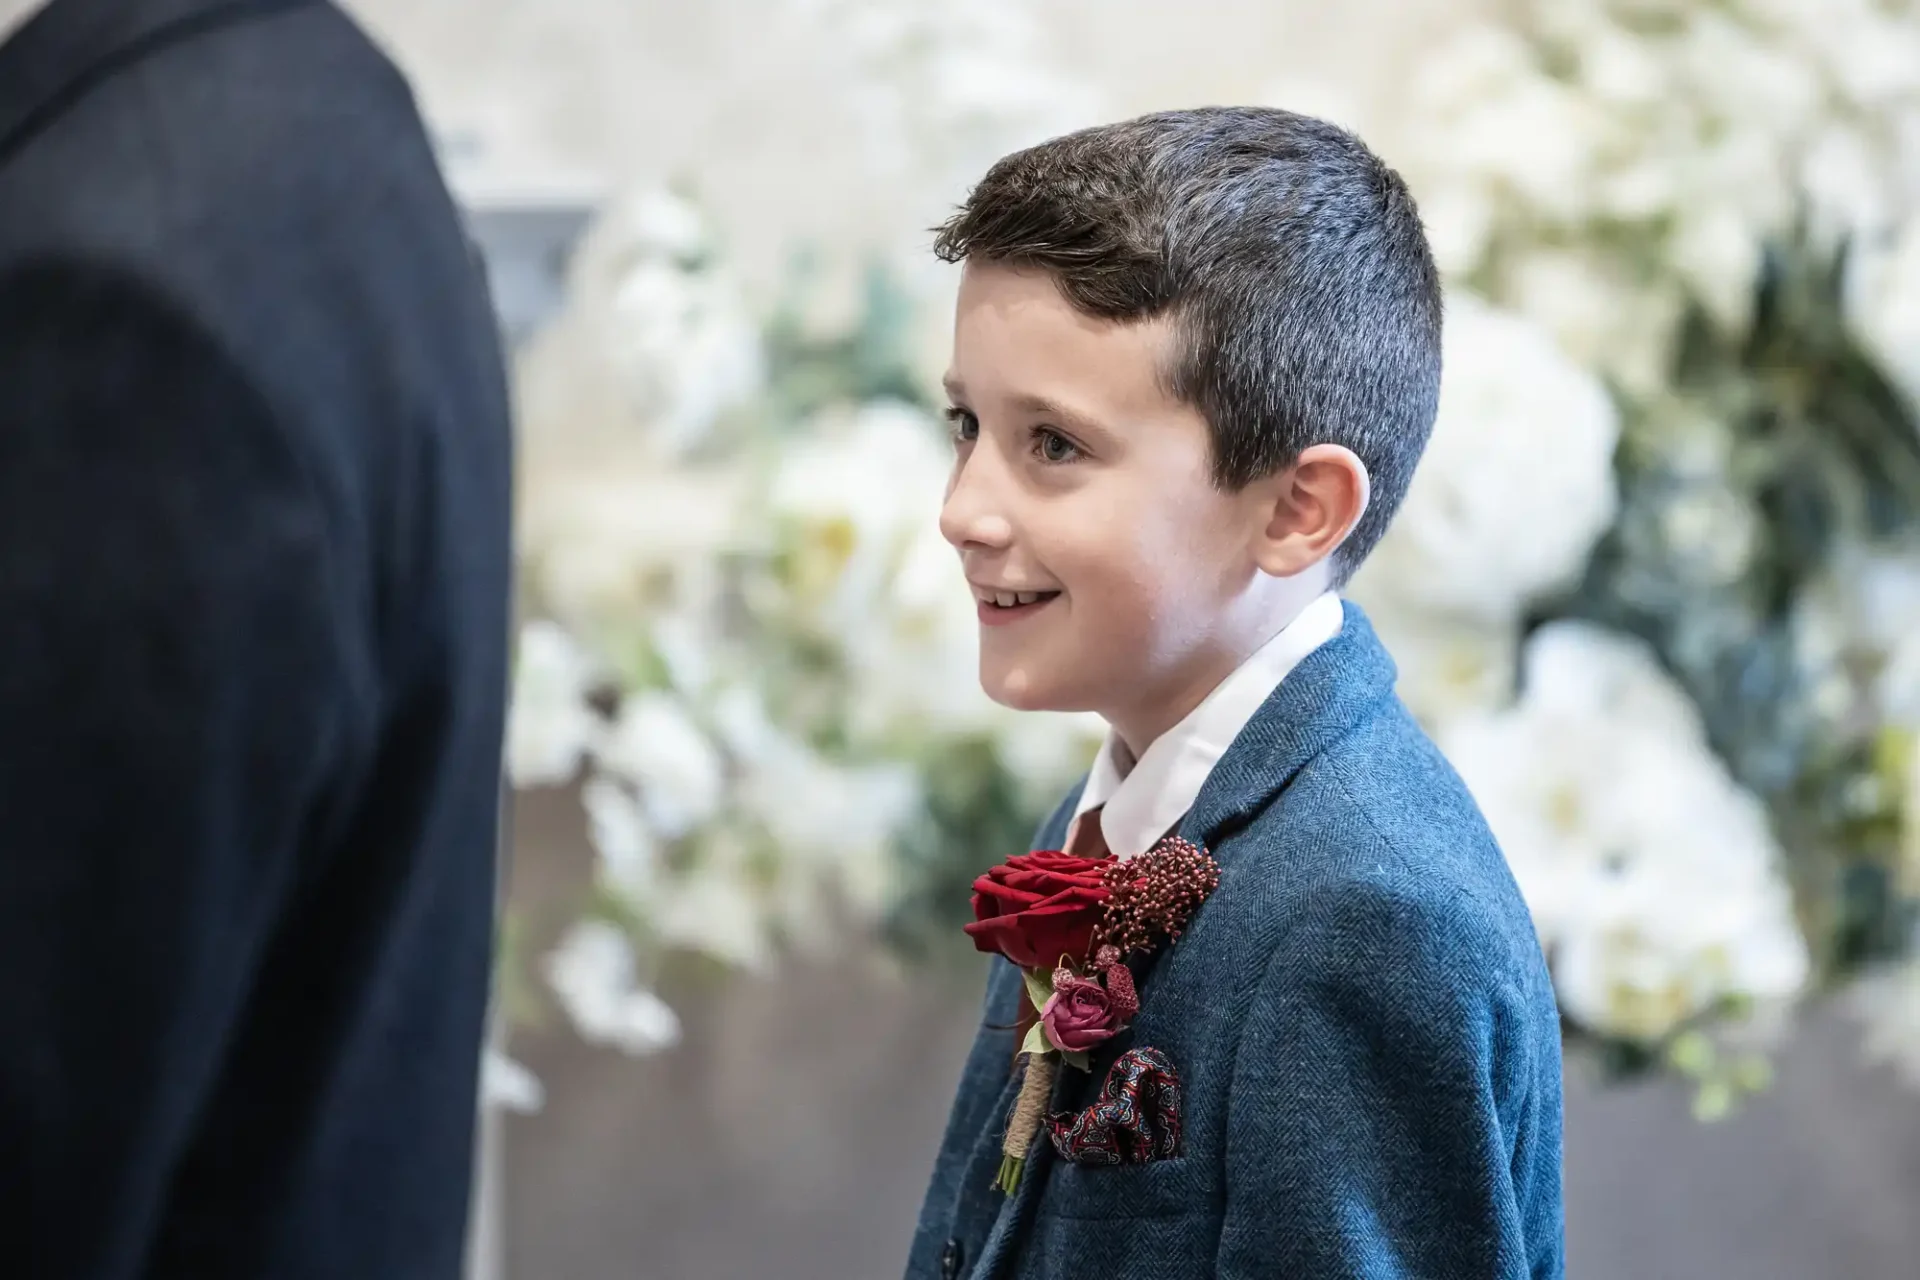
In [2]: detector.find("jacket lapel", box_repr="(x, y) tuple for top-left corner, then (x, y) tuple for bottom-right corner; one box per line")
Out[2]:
(963, 604), (1397, 1276)
(1180, 598), (1398, 858)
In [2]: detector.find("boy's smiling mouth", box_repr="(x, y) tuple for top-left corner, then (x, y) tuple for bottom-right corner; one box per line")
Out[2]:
(969, 581), (1063, 626)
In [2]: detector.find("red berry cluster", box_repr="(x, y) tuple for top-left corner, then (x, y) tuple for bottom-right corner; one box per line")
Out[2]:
(1090, 836), (1221, 959)
(1093, 944), (1140, 1019)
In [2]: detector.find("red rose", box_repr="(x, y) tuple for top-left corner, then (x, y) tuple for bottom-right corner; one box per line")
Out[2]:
(964, 849), (1112, 969)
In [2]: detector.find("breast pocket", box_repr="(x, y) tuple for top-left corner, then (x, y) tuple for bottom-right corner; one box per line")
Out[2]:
(1022, 1155), (1220, 1280)
(1038, 1153), (1209, 1221)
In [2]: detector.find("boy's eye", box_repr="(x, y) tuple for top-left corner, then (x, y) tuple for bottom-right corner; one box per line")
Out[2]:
(944, 406), (979, 443)
(1033, 428), (1082, 464)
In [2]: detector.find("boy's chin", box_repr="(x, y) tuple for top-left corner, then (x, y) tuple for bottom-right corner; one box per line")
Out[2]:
(978, 665), (1092, 714)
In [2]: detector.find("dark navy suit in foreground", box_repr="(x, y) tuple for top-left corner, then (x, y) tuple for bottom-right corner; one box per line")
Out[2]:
(907, 603), (1566, 1279)
(0, 2), (512, 1276)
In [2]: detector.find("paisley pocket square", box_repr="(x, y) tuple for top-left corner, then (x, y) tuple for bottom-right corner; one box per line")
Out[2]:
(1048, 1046), (1183, 1166)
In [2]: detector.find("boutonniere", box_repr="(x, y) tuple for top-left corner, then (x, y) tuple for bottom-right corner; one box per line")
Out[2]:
(963, 836), (1220, 1194)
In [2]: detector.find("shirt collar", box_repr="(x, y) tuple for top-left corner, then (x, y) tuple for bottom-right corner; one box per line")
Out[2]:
(1073, 591), (1345, 859)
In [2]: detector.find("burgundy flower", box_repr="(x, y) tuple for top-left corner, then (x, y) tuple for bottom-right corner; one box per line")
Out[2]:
(1042, 970), (1122, 1054)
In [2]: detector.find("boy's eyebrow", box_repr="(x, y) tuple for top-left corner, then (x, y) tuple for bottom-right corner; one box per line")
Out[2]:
(941, 377), (1115, 438)
(1007, 392), (1110, 438)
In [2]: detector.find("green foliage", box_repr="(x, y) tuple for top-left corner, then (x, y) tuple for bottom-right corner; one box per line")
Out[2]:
(759, 248), (935, 424)
(494, 911), (549, 1033)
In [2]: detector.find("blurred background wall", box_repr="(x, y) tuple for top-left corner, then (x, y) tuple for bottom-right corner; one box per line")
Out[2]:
(343, 0), (1475, 284)
(332, 1), (1920, 1276)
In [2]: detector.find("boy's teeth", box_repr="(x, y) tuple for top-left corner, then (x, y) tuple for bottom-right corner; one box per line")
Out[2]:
(989, 591), (1047, 607)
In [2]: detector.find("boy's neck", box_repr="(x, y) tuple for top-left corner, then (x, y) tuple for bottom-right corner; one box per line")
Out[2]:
(1105, 580), (1333, 760)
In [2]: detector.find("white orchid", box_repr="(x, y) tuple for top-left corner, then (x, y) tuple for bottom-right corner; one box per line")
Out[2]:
(1852, 958), (1920, 1090)
(592, 691), (726, 841)
(1848, 217), (1920, 415)
(767, 400), (967, 685)
(517, 187), (763, 464)
(770, 401), (952, 552)
(712, 681), (923, 924)
(602, 261), (764, 456)
(1356, 601), (1518, 732)
(480, 1048), (546, 1116)
(517, 461), (744, 631)
(755, 752), (922, 942)
(790, 0), (1102, 217)
(1443, 623), (1810, 1043)
(1348, 293), (1619, 624)
(544, 921), (684, 1056)
(1799, 541), (1920, 726)
(504, 620), (600, 789)
(602, 187), (711, 264)
(842, 524), (1003, 739)
(1502, 247), (1684, 402)
(1392, 0), (1920, 396)
(580, 776), (660, 903)
(652, 847), (778, 973)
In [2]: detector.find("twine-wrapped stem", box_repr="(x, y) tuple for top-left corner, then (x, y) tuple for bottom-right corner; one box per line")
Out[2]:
(995, 1052), (1057, 1195)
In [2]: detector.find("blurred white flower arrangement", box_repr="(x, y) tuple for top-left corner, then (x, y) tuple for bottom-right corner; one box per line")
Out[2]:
(1389, 0), (1920, 391)
(1442, 624), (1811, 1104)
(489, 0), (1113, 1086)
(1339, 0), (1920, 1102)
(488, 0), (1920, 1111)
(787, 0), (1102, 222)
(1850, 216), (1920, 410)
(501, 183), (1103, 1082)
(1347, 293), (1622, 626)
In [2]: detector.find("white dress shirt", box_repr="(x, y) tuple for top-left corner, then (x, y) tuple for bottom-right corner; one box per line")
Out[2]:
(1072, 591), (1345, 860)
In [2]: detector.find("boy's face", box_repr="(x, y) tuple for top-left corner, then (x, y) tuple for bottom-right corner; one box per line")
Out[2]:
(940, 261), (1281, 742)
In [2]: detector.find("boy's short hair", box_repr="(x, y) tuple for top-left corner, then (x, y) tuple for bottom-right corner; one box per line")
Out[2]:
(934, 106), (1443, 582)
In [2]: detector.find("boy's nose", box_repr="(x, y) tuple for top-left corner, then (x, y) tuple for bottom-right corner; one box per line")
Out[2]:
(939, 454), (1016, 552)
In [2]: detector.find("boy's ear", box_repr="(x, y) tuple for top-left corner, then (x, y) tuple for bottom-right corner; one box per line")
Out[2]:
(1250, 444), (1371, 578)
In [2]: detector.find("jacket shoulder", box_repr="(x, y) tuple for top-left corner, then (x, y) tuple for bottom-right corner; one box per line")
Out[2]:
(1210, 701), (1551, 1003)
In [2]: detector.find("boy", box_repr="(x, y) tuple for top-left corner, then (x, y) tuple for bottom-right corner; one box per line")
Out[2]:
(906, 108), (1565, 1280)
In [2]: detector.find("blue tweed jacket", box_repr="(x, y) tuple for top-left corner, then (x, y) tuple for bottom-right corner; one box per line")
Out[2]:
(905, 602), (1565, 1280)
